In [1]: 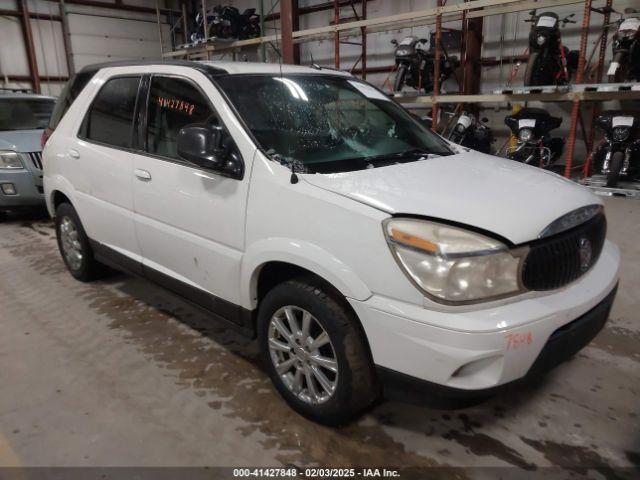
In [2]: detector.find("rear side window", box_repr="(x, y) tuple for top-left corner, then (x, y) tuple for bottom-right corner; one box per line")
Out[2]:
(48, 70), (96, 130)
(80, 76), (141, 148)
(146, 76), (214, 159)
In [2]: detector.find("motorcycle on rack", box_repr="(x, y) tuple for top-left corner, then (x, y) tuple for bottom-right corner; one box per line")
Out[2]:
(607, 8), (640, 82)
(391, 36), (458, 93)
(447, 112), (493, 154)
(591, 112), (640, 187)
(504, 108), (564, 169)
(523, 10), (579, 86)
(236, 8), (261, 39)
(190, 5), (260, 43)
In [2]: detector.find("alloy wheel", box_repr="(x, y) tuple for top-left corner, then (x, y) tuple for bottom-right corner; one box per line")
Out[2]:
(59, 216), (83, 271)
(268, 305), (338, 405)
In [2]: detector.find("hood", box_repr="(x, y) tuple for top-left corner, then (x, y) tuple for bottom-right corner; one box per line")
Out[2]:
(301, 151), (600, 245)
(0, 129), (43, 153)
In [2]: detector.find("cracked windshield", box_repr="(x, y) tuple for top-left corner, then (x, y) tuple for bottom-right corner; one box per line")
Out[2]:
(216, 74), (452, 173)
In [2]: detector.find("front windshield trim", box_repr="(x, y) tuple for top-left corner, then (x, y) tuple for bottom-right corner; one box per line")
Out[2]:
(211, 73), (452, 174)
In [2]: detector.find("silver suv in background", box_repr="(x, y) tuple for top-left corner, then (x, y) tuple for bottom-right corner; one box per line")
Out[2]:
(0, 91), (55, 218)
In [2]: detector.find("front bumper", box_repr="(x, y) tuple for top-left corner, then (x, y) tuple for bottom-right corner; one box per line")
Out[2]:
(349, 240), (620, 392)
(0, 169), (44, 210)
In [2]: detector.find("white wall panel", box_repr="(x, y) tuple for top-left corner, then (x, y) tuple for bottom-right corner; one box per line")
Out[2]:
(0, 16), (30, 76)
(30, 18), (68, 78)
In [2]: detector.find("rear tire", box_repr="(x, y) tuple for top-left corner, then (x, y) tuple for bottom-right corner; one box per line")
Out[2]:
(258, 277), (379, 425)
(606, 151), (624, 188)
(55, 202), (106, 281)
(394, 64), (407, 92)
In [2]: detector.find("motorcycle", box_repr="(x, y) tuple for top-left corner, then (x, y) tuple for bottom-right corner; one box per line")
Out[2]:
(607, 9), (640, 82)
(237, 8), (261, 40)
(190, 5), (260, 43)
(523, 10), (579, 86)
(592, 112), (640, 187)
(447, 112), (493, 154)
(504, 108), (564, 168)
(391, 35), (458, 93)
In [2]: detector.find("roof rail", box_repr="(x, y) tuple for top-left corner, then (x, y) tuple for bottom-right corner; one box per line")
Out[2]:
(78, 59), (228, 77)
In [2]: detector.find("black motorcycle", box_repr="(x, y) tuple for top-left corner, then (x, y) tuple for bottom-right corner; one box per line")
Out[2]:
(505, 108), (564, 168)
(607, 9), (640, 82)
(392, 36), (458, 93)
(523, 10), (579, 86)
(448, 112), (493, 154)
(190, 5), (260, 43)
(236, 8), (261, 39)
(592, 112), (640, 187)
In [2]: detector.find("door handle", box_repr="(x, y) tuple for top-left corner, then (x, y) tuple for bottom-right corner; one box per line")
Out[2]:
(134, 169), (152, 181)
(68, 149), (80, 159)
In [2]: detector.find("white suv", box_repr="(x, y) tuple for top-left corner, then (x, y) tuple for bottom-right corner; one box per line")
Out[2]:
(44, 61), (620, 424)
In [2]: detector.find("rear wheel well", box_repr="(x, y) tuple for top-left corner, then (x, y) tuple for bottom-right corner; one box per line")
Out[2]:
(52, 191), (71, 211)
(255, 261), (374, 363)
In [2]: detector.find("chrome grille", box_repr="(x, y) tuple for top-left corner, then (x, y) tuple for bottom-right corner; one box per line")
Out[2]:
(26, 151), (43, 170)
(522, 213), (607, 291)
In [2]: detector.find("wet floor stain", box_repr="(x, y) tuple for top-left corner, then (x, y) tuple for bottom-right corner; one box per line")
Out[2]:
(592, 325), (640, 360)
(520, 437), (633, 480)
(3, 218), (639, 475)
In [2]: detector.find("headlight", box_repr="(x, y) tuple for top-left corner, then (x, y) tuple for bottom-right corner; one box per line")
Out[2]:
(536, 35), (546, 45)
(455, 123), (466, 133)
(384, 218), (524, 304)
(518, 128), (534, 142)
(612, 126), (630, 142)
(0, 151), (24, 170)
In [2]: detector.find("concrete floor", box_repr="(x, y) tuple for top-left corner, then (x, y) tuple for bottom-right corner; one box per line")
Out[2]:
(0, 197), (638, 477)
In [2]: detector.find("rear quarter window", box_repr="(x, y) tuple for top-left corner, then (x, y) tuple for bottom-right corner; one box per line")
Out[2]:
(48, 70), (96, 130)
(79, 76), (141, 149)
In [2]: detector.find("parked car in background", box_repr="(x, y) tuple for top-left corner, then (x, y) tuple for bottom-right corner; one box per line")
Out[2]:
(0, 91), (55, 218)
(44, 61), (619, 424)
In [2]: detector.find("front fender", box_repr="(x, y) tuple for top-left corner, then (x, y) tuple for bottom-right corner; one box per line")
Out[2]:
(240, 237), (372, 310)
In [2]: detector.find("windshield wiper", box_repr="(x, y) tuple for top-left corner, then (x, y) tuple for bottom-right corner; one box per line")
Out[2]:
(362, 148), (436, 164)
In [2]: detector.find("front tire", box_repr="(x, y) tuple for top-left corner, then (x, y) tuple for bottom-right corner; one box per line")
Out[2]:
(394, 64), (407, 92)
(258, 277), (379, 425)
(55, 202), (105, 281)
(607, 52), (624, 83)
(606, 151), (624, 188)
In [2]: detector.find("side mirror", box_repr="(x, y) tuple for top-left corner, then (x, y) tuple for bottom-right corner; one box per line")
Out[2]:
(177, 123), (243, 179)
(390, 39), (398, 46)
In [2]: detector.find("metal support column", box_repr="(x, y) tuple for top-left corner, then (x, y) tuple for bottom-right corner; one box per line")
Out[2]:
(584, 0), (613, 176)
(181, 1), (188, 45)
(431, 0), (443, 131)
(281, 0), (297, 64)
(18, 0), (40, 93)
(360, 0), (367, 79)
(334, 0), (340, 69)
(155, 0), (164, 56)
(563, 0), (593, 178)
(59, 0), (75, 76)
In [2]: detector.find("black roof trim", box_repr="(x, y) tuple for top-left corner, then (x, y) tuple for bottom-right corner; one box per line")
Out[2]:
(77, 60), (228, 77)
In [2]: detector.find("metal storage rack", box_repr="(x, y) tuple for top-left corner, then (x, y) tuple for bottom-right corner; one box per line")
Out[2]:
(158, 0), (640, 182)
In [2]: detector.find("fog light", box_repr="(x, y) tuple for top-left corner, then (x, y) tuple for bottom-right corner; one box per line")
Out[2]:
(1, 183), (17, 195)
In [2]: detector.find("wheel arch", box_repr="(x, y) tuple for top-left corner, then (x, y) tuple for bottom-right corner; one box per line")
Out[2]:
(241, 239), (372, 311)
(250, 259), (376, 368)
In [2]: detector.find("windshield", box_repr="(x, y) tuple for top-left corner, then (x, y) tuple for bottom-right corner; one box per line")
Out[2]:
(0, 98), (55, 131)
(215, 74), (452, 173)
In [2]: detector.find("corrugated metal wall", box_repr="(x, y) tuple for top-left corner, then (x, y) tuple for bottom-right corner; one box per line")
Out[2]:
(0, 0), (172, 96)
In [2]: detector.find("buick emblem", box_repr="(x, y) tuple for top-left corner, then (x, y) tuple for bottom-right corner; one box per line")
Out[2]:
(578, 237), (593, 272)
